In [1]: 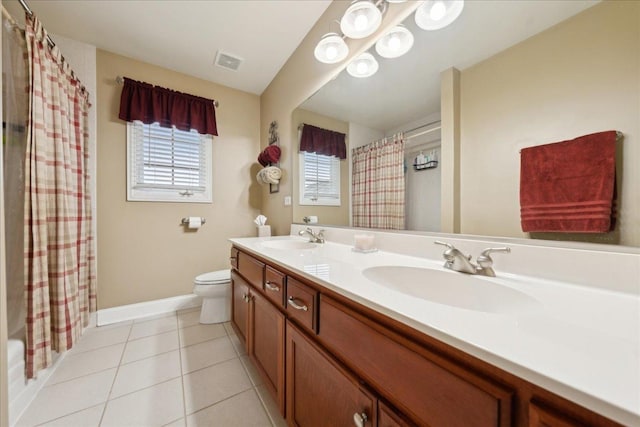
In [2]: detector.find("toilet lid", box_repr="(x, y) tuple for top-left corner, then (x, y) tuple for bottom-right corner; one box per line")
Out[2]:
(195, 269), (231, 285)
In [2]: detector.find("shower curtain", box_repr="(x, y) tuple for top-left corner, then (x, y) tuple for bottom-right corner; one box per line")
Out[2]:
(352, 133), (406, 229)
(2, 11), (29, 340)
(22, 14), (96, 378)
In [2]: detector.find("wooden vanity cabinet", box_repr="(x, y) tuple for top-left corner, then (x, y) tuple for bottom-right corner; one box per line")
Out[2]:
(286, 321), (377, 427)
(231, 247), (623, 427)
(318, 295), (513, 427)
(231, 254), (285, 415)
(230, 270), (250, 345)
(249, 290), (285, 415)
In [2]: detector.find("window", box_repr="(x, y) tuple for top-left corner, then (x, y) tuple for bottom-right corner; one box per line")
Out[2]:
(127, 121), (212, 203)
(299, 151), (341, 206)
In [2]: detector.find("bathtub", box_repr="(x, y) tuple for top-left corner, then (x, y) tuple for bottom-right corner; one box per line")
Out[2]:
(7, 331), (64, 426)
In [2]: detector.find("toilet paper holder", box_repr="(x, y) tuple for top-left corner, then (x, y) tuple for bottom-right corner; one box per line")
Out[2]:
(181, 217), (206, 225)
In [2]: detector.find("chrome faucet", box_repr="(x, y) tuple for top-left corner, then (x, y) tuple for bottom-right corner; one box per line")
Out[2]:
(299, 227), (325, 243)
(434, 241), (510, 277)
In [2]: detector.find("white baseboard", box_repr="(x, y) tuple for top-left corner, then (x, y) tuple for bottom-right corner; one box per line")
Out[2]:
(97, 294), (201, 326)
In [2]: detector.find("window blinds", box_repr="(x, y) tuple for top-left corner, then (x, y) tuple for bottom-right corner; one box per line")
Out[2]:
(302, 151), (340, 202)
(130, 121), (209, 192)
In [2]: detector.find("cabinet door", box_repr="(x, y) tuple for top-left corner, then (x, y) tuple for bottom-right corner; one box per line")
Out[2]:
(319, 296), (512, 427)
(249, 291), (285, 415)
(231, 271), (250, 347)
(286, 321), (377, 427)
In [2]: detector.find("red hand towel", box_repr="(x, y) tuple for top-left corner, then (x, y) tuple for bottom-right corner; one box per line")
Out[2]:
(520, 131), (617, 233)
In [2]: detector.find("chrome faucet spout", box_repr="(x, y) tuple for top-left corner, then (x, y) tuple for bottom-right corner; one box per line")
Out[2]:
(299, 227), (325, 243)
(434, 241), (510, 276)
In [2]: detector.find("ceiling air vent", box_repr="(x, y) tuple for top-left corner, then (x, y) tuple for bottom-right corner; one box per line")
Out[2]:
(214, 50), (243, 71)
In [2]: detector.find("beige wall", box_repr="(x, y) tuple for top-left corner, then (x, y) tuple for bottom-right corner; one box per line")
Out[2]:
(96, 50), (261, 309)
(292, 109), (349, 226)
(260, 1), (420, 236)
(458, 1), (639, 246)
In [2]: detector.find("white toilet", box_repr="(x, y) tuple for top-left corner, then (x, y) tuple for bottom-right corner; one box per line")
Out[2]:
(193, 269), (231, 324)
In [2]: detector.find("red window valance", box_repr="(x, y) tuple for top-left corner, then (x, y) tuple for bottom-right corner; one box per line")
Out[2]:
(118, 77), (218, 136)
(300, 124), (346, 159)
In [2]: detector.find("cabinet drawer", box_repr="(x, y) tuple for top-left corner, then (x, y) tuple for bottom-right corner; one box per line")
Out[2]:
(319, 296), (513, 427)
(285, 278), (317, 333)
(237, 251), (264, 289)
(264, 266), (285, 308)
(230, 247), (239, 270)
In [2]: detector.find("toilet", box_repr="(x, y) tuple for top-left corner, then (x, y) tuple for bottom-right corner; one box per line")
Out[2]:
(193, 269), (231, 324)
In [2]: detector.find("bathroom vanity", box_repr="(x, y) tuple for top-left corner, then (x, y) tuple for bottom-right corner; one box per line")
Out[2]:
(229, 229), (638, 427)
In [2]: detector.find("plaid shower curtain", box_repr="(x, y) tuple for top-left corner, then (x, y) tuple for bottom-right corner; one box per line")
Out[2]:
(24, 14), (96, 378)
(352, 134), (406, 229)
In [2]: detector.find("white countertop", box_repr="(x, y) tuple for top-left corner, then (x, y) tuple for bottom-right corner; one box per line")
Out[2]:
(230, 235), (640, 426)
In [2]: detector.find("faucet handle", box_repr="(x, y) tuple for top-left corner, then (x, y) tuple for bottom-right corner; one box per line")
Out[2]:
(434, 240), (454, 249)
(477, 247), (510, 268)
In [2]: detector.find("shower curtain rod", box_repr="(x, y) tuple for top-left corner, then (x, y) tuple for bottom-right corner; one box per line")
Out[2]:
(17, 0), (55, 47)
(403, 120), (441, 135)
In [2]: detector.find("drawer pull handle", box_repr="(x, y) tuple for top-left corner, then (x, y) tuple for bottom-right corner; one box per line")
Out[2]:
(243, 293), (250, 303)
(287, 296), (308, 311)
(353, 412), (368, 427)
(265, 281), (280, 292)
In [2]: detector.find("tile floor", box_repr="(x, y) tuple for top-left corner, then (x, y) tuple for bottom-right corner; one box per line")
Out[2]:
(16, 308), (287, 427)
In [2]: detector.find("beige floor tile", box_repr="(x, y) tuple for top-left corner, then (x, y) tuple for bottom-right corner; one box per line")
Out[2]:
(182, 358), (252, 414)
(122, 330), (179, 364)
(227, 329), (247, 356)
(163, 417), (186, 427)
(255, 384), (287, 427)
(47, 343), (124, 385)
(222, 322), (235, 335)
(17, 369), (116, 426)
(180, 336), (237, 374)
(177, 310), (202, 329)
(240, 354), (263, 387)
(179, 323), (226, 347)
(129, 315), (178, 340)
(36, 403), (105, 427)
(101, 378), (184, 427)
(111, 350), (182, 398)
(186, 389), (271, 427)
(133, 311), (176, 323)
(71, 325), (131, 354)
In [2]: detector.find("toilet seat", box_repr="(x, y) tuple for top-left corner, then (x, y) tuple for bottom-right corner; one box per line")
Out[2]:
(194, 269), (231, 285)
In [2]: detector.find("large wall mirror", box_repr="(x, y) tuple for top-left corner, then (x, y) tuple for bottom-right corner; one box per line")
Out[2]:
(293, 0), (639, 247)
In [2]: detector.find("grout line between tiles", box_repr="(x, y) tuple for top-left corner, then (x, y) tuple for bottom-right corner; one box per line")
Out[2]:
(184, 385), (254, 417)
(32, 402), (106, 427)
(253, 385), (281, 427)
(177, 317), (189, 423)
(97, 318), (135, 426)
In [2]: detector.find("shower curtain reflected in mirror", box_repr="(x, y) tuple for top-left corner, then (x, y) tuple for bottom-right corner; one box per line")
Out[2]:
(2, 13), (28, 340)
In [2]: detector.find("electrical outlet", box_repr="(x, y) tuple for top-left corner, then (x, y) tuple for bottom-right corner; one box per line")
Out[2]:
(284, 196), (292, 206)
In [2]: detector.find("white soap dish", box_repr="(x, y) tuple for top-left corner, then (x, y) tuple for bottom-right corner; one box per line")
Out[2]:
(351, 247), (378, 253)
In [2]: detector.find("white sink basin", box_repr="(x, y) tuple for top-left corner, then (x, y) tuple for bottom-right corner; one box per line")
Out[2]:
(363, 266), (540, 314)
(261, 240), (318, 250)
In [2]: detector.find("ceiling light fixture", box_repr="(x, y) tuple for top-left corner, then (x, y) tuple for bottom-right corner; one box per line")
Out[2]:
(375, 25), (414, 58)
(347, 52), (379, 78)
(415, 0), (464, 31)
(340, 1), (383, 39)
(314, 32), (349, 64)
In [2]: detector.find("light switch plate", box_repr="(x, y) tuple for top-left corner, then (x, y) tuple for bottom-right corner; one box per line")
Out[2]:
(284, 196), (292, 206)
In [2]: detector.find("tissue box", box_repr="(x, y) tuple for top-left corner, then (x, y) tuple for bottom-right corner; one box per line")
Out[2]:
(258, 225), (271, 237)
